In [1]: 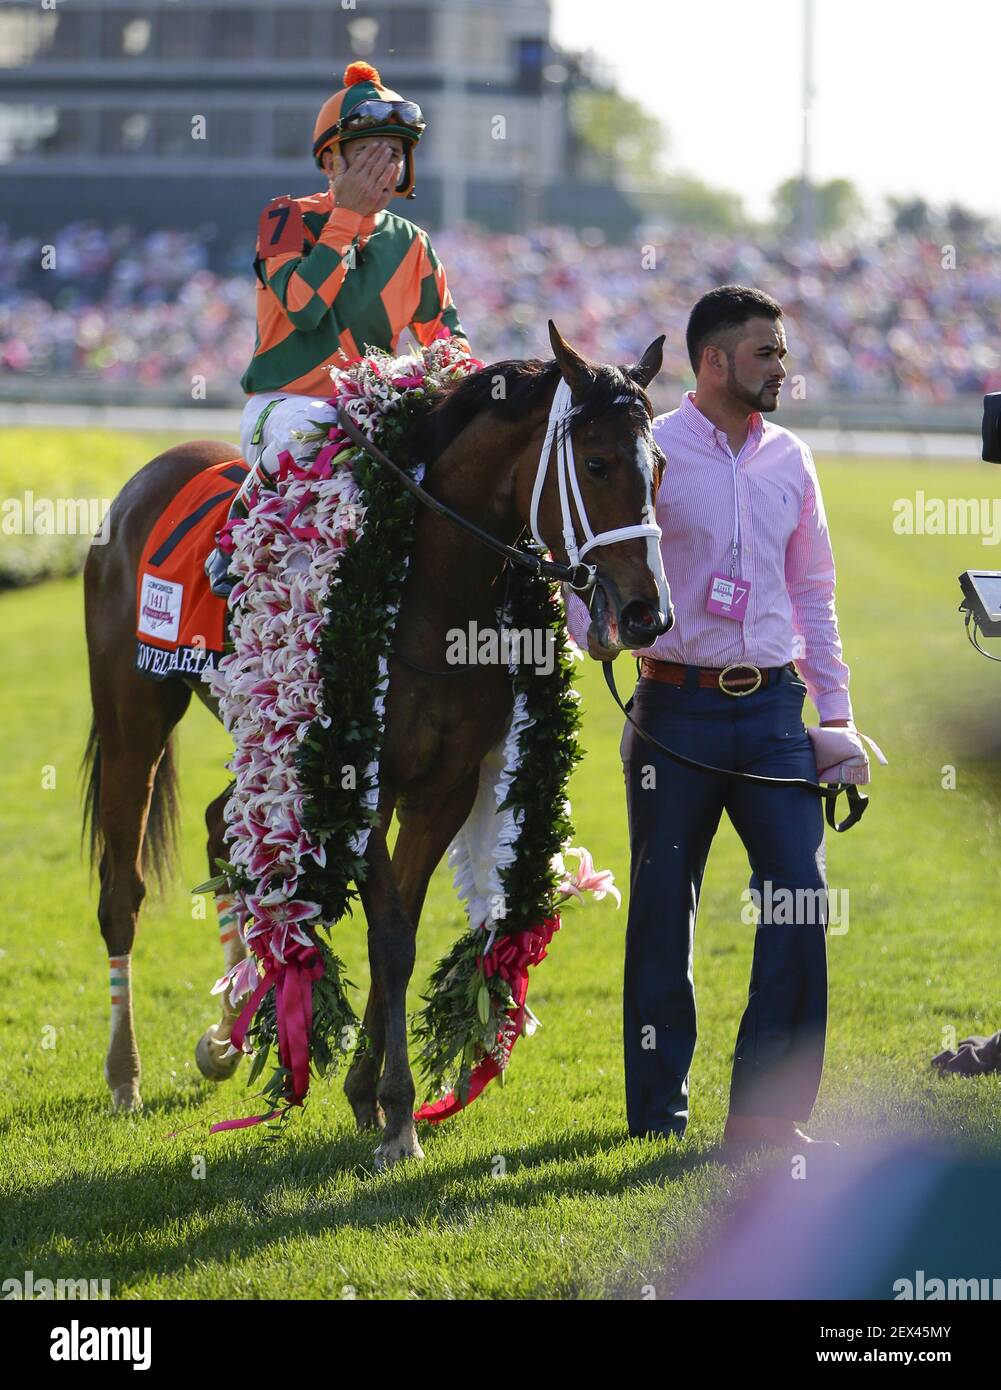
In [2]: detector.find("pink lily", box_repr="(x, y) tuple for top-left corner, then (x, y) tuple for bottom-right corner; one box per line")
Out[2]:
(555, 846), (622, 908)
(211, 955), (261, 1010)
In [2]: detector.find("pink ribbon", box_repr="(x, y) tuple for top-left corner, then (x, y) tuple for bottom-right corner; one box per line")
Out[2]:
(211, 937), (324, 1133)
(414, 915), (560, 1125)
(284, 488), (323, 541)
(277, 440), (350, 487)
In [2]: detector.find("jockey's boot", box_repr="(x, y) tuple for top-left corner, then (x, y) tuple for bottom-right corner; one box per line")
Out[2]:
(204, 459), (264, 598)
(205, 543), (237, 599)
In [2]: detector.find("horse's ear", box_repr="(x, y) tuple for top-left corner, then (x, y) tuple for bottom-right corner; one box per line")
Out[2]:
(548, 319), (595, 397)
(629, 334), (666, 389)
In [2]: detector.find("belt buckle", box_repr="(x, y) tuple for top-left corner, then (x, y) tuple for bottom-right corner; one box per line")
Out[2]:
(718, 662), (762, 696)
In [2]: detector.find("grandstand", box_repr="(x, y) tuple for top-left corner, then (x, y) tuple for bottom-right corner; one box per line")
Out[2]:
(0, 219), (996, 432)
(0, 0), (597, 237)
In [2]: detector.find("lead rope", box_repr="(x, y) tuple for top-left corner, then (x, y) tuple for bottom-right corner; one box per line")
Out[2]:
(601, 660), (868, 833)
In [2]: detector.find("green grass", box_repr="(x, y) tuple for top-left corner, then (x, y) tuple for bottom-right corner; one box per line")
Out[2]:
(0, 426), (233, 585)
(1, 432), (1000, 1299)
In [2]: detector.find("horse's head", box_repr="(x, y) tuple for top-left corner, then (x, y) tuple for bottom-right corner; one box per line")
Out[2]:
(531, 321), (674, 653)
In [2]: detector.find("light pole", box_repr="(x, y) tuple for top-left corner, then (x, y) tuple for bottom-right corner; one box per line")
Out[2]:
(799, 0), (815, 240)
(441, 0), (467, 227)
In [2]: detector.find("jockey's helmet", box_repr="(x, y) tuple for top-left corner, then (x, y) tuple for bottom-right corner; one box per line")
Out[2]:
(313, 62), (426, 199)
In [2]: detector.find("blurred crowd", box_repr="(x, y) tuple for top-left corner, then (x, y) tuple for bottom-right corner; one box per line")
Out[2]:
(3, 219), (1001, 402)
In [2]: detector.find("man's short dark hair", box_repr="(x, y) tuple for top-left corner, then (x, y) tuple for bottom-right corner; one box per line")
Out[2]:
(686, 285), (783, 375)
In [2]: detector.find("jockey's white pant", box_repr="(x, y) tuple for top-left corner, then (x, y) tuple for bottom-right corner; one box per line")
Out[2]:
(239, 392), (340, 480)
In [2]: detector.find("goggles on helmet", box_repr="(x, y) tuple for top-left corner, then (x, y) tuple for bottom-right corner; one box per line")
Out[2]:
(338, 100), (425, 137)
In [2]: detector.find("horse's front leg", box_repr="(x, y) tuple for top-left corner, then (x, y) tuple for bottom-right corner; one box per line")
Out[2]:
(195, 788), (247, 1081)
(359, 827), (423, 1168)
(359, 772), (480, 1167)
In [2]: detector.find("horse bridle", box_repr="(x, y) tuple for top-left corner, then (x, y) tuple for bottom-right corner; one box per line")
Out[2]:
(337, 406), (595, 590)
(528, 378), (663, 581)
(336, 386), (868, 832)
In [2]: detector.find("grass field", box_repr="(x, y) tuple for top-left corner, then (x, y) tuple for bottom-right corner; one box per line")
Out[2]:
(1, 430), (1000, 1300)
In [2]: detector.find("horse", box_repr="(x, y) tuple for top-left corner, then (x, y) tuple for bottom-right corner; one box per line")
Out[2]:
(81, 322), (674, 1167)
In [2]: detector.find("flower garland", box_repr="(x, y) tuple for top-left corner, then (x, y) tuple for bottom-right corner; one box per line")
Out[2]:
(199, 338), (620, 1130)
(202, 339), (478, 1125)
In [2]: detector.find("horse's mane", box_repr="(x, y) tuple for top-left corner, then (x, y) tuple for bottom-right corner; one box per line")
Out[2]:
(412, 356), (652, 464)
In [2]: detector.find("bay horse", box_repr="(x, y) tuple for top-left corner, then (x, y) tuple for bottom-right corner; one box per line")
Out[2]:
(82, 323), (674, 1166)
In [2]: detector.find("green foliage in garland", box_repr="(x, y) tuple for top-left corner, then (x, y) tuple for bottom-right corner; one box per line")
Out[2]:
(412, 934), (516, 1104)
(497, 565), (583, 929)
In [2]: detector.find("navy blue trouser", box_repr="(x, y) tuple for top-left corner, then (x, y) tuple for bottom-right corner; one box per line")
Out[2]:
(620, 665), (828, 1139)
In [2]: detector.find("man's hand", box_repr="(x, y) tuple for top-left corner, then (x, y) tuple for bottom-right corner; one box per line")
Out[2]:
(329, 147), (401, 216)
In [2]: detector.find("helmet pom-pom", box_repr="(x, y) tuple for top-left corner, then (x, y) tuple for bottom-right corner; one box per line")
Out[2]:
(343, 61), (381, 87)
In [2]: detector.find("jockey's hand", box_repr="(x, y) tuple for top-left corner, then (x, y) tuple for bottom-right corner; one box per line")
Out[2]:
(329, 146), (401, 215)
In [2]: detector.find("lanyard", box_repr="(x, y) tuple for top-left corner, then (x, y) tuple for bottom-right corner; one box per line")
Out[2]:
(726, 440), (746, 579)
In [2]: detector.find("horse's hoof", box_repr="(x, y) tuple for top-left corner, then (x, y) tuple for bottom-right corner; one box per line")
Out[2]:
(373, 1131), (425, 1170)
(110, 1084), (143, 1112)
(348, 1098), (386, 1132)
(195, 1024), (243, 1081)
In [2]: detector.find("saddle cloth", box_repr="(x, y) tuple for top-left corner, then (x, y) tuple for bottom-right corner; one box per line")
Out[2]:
(135, 457), (248, 681)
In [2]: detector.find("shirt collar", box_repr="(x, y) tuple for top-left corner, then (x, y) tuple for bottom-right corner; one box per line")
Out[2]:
(680, 391), (764, 455)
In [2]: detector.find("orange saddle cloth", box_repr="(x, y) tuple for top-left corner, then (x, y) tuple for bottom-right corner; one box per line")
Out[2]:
(135, 457), (249, 681)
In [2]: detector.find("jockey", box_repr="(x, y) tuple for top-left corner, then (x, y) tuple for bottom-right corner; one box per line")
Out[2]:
(206, 60), (469, 595)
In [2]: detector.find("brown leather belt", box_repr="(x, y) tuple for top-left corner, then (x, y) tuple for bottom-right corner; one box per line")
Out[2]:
(641, 658), (797, 697)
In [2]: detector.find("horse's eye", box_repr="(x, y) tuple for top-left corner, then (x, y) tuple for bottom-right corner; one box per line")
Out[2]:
(584, 458), (608, 479)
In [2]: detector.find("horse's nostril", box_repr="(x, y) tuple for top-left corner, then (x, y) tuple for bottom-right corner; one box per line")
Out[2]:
(619, 600), (673, 644)
(621, 600), (658, 634)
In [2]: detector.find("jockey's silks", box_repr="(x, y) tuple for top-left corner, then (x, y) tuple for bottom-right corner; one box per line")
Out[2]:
(240, 189), (467, 398)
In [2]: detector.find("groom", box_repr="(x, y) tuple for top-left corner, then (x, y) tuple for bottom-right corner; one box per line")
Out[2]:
(567, 286), (873, 1159)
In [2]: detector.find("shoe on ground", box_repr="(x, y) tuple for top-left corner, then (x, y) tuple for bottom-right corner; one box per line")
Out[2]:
(723, 1113), (841, 1162)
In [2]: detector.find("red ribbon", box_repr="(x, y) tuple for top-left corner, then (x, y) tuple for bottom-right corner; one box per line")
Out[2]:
(211, 937), (324, 1133)
(414, 915), (560, 1125)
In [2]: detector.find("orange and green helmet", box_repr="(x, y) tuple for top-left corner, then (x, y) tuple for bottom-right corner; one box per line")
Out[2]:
(312, 61), (426, 198)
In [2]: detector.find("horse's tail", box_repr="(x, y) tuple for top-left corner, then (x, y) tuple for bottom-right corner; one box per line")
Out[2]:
(80, 718), (181, 894)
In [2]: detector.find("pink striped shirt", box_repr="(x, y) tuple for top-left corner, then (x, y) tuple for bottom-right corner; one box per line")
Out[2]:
(566, 391), (852, 723)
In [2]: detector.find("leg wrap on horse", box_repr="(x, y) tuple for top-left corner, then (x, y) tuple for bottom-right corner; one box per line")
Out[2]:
(106, 953), (142, 1110)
